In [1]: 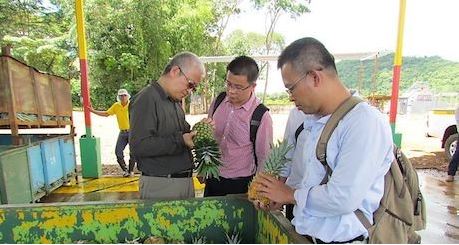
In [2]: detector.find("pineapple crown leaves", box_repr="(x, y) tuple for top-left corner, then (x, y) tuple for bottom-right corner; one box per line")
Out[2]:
(192, 121), (222, 180)
(263, 139), (293, 176)
(224, 228), (242, 244)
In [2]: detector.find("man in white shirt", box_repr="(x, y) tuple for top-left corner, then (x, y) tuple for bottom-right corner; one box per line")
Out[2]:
(278, 108), (309, 220)
(251, 37), (394, 243)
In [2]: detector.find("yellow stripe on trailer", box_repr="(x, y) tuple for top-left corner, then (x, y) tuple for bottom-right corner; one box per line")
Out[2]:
(432, 109), (455, 115)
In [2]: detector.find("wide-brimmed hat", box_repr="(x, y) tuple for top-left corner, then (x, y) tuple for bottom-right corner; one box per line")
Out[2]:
(117, 89), (131, 101)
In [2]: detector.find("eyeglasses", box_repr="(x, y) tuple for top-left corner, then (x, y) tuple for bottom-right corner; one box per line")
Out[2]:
(178, 66), (197, 92)
(225, 79), (252, 92)
(285, 72), (310, 95)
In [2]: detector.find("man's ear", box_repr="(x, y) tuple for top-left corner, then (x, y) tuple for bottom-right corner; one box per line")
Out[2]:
(312, 70), (321, 87)
(170, 65), (181, 77)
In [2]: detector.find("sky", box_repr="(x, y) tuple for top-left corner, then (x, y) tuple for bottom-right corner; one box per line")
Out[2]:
(223, 0), (459, 93)
(224, 0), (459, 62)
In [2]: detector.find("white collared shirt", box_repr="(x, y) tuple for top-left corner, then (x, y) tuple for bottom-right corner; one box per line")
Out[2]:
(292, 102), (393, 243)
(280, 108), (310, 189)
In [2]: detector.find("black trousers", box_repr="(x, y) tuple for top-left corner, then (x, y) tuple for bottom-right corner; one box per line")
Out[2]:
(204, 175), (253, 197)
(448, 141), (459, 176)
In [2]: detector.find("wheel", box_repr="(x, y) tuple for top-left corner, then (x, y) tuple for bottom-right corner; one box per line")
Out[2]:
(444, 133), (458, 160)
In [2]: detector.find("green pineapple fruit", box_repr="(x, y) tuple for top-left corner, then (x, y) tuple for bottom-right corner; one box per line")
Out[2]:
(248, 139), (292, 205)
(192, 121), (222, 180)
(225, 229), (242, 244)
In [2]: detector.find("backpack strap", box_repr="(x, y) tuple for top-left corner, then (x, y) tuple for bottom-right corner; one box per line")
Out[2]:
(211, 92), (227, 117)
(250, 103), (269, 168)
(294, 123), (304, 143)
(315, 96), (372, 231)
(316, 96), (363, 184)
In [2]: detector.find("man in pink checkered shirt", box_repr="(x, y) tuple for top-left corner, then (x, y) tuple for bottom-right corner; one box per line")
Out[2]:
(204, 56), (273, 197)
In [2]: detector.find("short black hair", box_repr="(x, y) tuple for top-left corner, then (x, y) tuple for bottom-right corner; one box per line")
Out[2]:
(227, 55), (259, 84)
(277, 37), (337, 74)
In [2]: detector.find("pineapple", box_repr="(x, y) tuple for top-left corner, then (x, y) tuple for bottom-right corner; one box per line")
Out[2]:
(225, 229), (242, 244)
(191, 235), (207, 244)
(143, 236), (165, 244)
(248, 139), (292, 206)
(192, 121), (222, 180)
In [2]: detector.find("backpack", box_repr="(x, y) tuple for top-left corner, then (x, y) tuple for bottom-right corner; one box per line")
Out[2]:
(211, 92), (269, 167)
(294, 96), (426, 244)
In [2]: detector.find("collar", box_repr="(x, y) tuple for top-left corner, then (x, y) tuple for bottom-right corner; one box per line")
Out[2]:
(224, 92), (256, 111)
(151, 81), (169, 100)
(118, 101), (130, 107)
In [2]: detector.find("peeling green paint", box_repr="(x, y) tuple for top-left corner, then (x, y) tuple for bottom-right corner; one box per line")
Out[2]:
(0, 196), (309, 243)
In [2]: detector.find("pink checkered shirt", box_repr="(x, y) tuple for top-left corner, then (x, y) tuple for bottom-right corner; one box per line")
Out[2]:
(208, 93), (273, 179)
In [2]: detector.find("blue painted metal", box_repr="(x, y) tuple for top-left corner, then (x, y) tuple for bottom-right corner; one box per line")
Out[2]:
(26, 145), (46, 200)
(0, 135), (12, 145)
(59, 137), (76, 179)
(40, 139), (64, 192)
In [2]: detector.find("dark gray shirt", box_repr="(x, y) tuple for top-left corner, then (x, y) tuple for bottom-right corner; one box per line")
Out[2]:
(129, 81), (192, 175)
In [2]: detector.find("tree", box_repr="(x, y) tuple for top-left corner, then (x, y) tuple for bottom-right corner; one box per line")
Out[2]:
(251, 0), (310, 101)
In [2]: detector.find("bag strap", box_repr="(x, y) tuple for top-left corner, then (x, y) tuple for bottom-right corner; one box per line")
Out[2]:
(250, 103), (269, 167)
(314, 96), (371, 230)
(316, 96), (363, 184)
(294, 123), (304, 143)
(211, 92), (227, 117)
(211, 91), (269, 168)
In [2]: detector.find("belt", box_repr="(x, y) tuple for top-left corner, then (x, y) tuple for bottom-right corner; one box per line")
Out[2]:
(224, 175), (254, 181)
(120, 129), (129, 133)
(303, 235), (365, 244)
(142, 170), (192, 178)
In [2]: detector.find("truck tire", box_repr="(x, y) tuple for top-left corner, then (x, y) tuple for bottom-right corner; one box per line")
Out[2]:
(445, 133), (458, 161)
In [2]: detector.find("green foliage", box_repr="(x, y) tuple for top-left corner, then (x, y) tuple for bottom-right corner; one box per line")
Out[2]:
(83, 0), (219, 108)
(257, 92), (290, 106)
(0, 0), (77, 79)
(337, 54), (459, 95)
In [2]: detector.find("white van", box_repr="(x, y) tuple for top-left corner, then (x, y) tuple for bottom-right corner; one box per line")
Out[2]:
(426, 108), (458, 160)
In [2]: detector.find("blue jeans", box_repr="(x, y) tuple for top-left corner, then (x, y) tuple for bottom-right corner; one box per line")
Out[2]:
(447, 141), (459, 176)
(115, 131), (136, 172)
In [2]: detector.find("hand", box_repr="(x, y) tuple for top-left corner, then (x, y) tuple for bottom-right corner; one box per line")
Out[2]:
(183, 131), (197, 149)
(200, 117), (215, 129)
(251, 199), (283, 211)
(254, 173), (296, 205)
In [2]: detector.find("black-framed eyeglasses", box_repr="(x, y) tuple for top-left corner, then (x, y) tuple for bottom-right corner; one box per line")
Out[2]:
(285, 72), (310, 95)
(225, 79), (252, 92)
(178, 66), (197, 91)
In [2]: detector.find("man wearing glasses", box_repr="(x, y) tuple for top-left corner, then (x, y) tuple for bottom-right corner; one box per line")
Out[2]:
(204, 55), (273, 197)
(251, 38), (394, 244)
(90, 88), (136, 177)
(129, 52), (205, 200)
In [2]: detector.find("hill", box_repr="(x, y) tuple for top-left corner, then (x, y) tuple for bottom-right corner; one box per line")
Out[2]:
(337, 54), (459, 95)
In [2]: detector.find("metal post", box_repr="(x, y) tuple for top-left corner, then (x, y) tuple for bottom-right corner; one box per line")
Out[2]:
(389, 0), (407, 147)
(75, 0), (101, 178)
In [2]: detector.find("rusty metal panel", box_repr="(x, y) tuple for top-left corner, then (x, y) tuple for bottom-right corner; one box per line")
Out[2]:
(51, 76), (72, 117)
(34, 71), (56, 116)
(0, 58), (9, 113)
(9, 58), (37, 114)
(0, 55), (73, 131)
